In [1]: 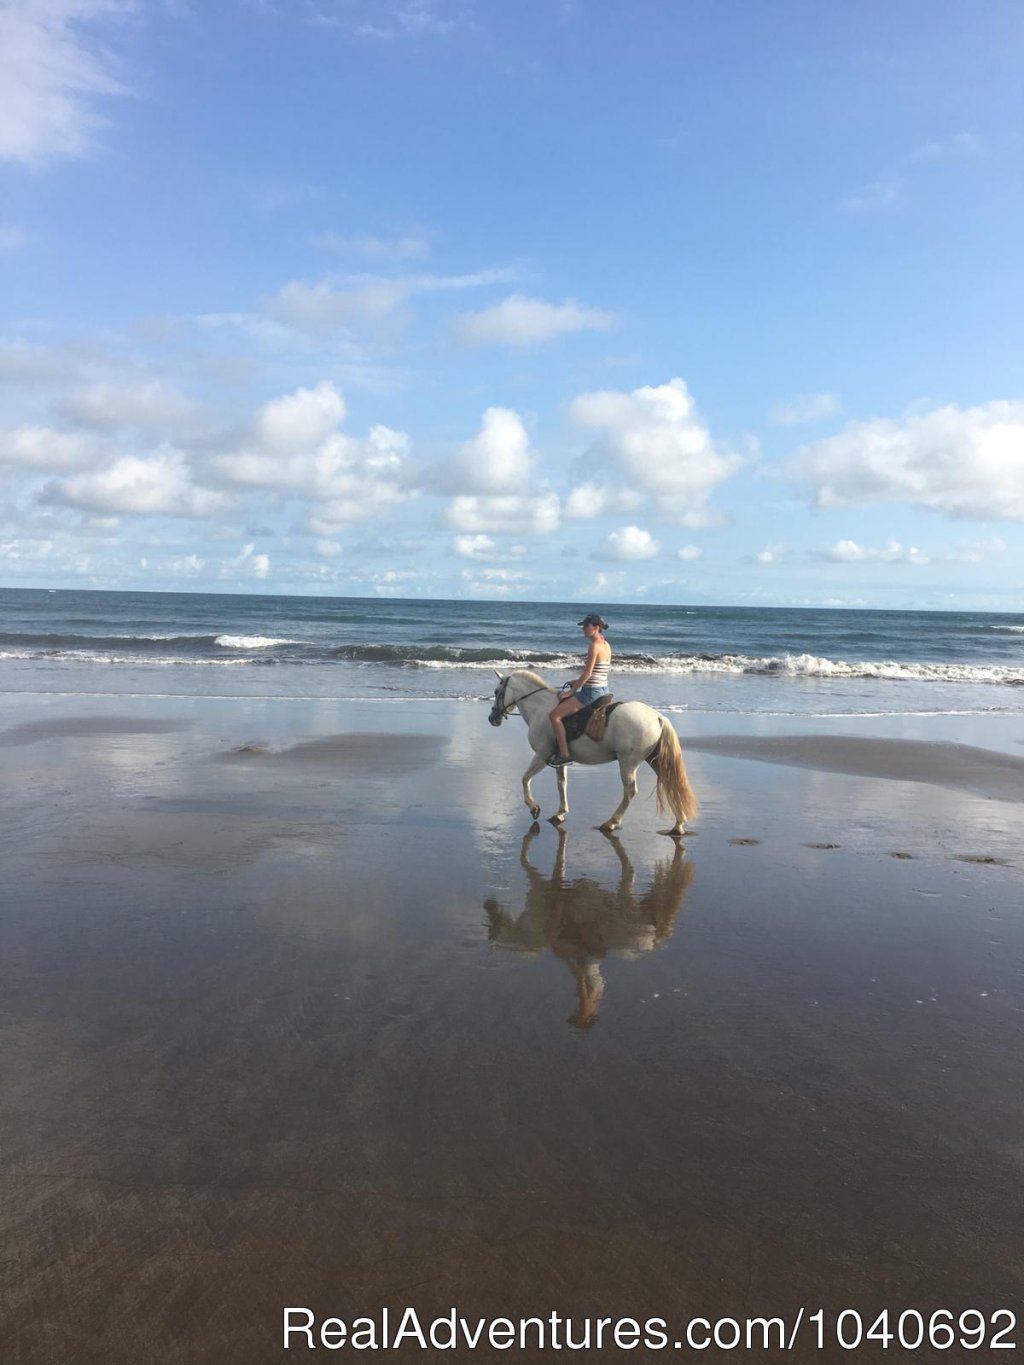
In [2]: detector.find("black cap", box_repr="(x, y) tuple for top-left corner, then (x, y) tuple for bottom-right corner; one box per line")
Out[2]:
(577, 613), (608, 629)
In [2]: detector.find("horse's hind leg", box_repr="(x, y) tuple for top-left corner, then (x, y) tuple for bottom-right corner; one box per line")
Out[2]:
(600, 758), (639, 832)
(522, 751), (547, 820)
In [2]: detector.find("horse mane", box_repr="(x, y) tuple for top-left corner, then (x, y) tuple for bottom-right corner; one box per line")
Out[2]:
(513, 669), (555, 690)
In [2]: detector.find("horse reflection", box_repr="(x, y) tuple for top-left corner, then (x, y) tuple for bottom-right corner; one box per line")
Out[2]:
(484, 827), (694, 1029)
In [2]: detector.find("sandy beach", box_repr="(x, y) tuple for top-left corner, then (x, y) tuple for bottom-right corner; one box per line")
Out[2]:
(3, 692), (1023, 1363)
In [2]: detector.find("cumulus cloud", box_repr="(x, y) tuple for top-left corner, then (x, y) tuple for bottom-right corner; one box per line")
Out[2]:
(676, 544), (702, 561)
(444, 492), (560, 536)
(446, 406), (534, 494)
(755, 544), (782, 564)
(782, 400), (1024, 521)
(60, 380), (199, 433)
(44, 449), (226, 518)
(569, 377), (742, 527)
(823, 538), (930, 565)
(456, 295), (614, 348)
(453, 533), (495, 559)
(0, 425), (94, 471)
(771, 391), (841, 426)
(564, 482), (643, 519)
(254, 380), (346, 451)
(600, 525), (659, 561)
(0, 1), (131, 165)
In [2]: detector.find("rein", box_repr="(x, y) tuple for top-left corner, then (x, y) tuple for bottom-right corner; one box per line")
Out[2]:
(498, 681), (552, 717)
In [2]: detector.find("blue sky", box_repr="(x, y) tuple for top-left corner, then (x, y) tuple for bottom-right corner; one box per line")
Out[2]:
(2, 0), (1023, 608)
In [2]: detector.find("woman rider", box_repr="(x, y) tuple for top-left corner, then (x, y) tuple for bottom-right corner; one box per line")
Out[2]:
(547, 613), (611, 767)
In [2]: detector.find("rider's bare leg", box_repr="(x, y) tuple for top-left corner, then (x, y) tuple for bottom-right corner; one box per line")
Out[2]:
(549, 697), (581, 758)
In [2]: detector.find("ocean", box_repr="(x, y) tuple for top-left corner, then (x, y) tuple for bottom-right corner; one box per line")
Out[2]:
(1, 587), (1023, 719)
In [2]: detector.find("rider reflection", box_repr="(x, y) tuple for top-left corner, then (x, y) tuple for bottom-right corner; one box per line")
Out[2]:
(484, 827), (694, 1029)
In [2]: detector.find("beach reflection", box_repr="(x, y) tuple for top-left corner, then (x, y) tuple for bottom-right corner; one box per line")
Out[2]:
(485, 827), (694, 1028)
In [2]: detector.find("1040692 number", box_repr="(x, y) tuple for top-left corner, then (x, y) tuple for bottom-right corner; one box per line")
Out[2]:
(807, 1308), (1016, 1351)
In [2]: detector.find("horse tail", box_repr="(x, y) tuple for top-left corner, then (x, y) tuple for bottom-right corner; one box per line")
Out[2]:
(650, 716), (698, 825)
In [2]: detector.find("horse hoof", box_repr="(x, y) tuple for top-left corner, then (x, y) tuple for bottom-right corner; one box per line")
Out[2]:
(659, 827), (686, 837)
(599, 821), (620, 833)
(529, 805), (540, 819)
(549, 813), (566, 825)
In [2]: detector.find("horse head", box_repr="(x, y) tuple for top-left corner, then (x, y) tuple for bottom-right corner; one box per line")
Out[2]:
(489, 672), (510, 727)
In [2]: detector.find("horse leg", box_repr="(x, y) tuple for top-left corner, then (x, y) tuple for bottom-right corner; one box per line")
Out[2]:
(522, 751), (547, 820)
(551, 762), (569, 824)
(600, 757), (639, 832)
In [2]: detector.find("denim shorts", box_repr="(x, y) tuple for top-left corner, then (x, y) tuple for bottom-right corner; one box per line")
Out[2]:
(576, 684), (609, 707)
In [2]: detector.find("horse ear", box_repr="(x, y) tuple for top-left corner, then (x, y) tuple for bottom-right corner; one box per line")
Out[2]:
(494, 669), (504, 679)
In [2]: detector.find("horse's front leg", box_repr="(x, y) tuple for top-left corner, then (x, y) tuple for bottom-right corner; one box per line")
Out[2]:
(551, 762), (569, 824)
(600, 758), (639, 832)
(521, 750), (547, 821)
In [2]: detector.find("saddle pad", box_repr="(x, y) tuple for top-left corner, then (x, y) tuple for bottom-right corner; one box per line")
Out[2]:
(564, 696), (620, 744)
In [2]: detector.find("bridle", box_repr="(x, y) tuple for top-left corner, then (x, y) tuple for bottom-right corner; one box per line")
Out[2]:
(491, 676), (550, 723)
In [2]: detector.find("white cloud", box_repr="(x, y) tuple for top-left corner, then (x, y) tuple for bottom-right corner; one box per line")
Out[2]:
(61, 380), (199, 432)
(0, 1), (131, 165)
(823, 538), (930, 565)
(0, 425), (94, 471)
(444, 492), (560, 536)
(169, 554), (205, 576)
(783, 400), (1024, 521)
(448, 406), (533, 494)
(0, 339), (90, 386)
(459, 566), (528, 596)
(323, 1), (465, 40)
(676, 544), (702, 561)
(209, 383), (414, 532)
(756, 544), (782, 564)
(840, 177), (904, 213)
(771, 391), (841, 426)
(564, 482), (643, 519)
(264, 267), (517, 338)
(569, 377), (742, 527)
(600, 525), (659, 561)
(254, 381), (346, 451)
(912, 132), (985, 161)
(220, 543), (269, 579)
(453, 533), (495, 559)
(822, 535), (1007, 566)
(456, 295), (614, 348)
(265, 278), (412, 336)
(309, 231), (430, 260)
(45, 449), (226, 518)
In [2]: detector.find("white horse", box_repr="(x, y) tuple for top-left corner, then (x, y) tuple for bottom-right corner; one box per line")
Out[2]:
(488, 669), (698, 835)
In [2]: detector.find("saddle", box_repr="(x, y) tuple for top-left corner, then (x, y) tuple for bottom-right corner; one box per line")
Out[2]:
(565, 695), (620, 745)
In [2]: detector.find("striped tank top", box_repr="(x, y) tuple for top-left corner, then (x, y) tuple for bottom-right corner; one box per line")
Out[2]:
(588, 654), (611, 688)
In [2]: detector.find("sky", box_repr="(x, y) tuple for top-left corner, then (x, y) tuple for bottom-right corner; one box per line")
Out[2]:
(1, 0), (1023, 610)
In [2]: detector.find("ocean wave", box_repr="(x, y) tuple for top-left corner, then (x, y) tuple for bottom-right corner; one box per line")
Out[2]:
(214, 634), (300, 649)
(2, 637), (1024, 685)
(990, 625), (1024, 633)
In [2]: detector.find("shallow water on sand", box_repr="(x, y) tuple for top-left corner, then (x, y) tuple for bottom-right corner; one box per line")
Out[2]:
(2, 696), (1023, 1362)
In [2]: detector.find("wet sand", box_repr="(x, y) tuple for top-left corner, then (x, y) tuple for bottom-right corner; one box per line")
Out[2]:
(2, 696), (1023, 1363)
